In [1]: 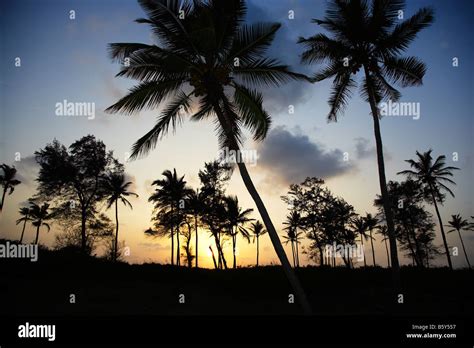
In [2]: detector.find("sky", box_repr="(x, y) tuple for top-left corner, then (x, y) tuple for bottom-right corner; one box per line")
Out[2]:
(0, 0), (473, 268)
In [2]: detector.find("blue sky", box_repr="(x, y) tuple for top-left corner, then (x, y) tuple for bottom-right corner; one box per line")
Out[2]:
(1, 0), (473, 267)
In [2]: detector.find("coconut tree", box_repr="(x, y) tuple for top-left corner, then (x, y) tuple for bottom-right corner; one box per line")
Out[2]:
(223, 195), (253, 268)
(16, 205), (31, 244)
(283, 210), (303, 267)
(29, 202), (51, 244)
(299, 0), (434, 284)
(351, 216), (368, 267)
(103, 173), (138, 261)
(398, 150), (459, 270)
(0, 164), (21, 213)
(149, 169), (192, 266)
(364, 213), (379, 266)
(250, 220), (266, 267)
(106, 0), (311, 312)
(185, 189), (204, 268)
(446, 214), (472, 269)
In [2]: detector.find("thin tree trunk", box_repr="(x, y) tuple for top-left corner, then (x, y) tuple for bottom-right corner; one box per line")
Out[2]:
(214, 100), (311, 314)
(0, 187), (7, 212)
(384, 238), (390, 268)
(232, 232), (237, 269)
(114, 200), (119, 261)
(256, 235), (259, 267)
(364, 65), (401, 290)
(176, 226), (180, 266)
(369, 229), (376, 266)
(360, 236), (367, 267)
(81, 208), (87, 253)
(35, 225), (40, 244)
(429, 188), (453, 270)
(19, 216), (28, 244)
(209, 246), (218, 269)
(295, 233), (300, 267)
(195, 214), (198, 268)
(290, 241), (296, 267)
(457, 229), (471, 269)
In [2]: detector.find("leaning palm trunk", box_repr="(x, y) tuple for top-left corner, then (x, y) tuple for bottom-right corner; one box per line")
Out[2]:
(364, 66), (401, 289)
(34, 226), (40, 244)
(19, 217), (28, 244)
(429, 187), (453, 270)
(360, 236), (367, 267)
(194, 215), (198, 268)
(0, 187), (7, 213)
(212, 103), (311, 313)
(369, 229), (376, 266)
(456, 229), (471, 269)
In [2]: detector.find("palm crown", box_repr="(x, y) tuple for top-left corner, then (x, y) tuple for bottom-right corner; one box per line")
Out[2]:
(298, 0), (434, 120)
(106, 0), (308, 157)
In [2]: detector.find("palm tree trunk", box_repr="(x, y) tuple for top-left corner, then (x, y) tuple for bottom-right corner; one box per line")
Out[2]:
(369, 229), (376, 266)
(0, 187), (7, 212)
(232, 233), (237, 269)
(290, 241), (296, 267)
(295, 233), (300, 267)
(256, 235), (260, 267)
(364, 65), (401, 289)
(194, 215), (198, 268)
(34, 225), (40, 244)
(384, 238), (390, 268)
(457, 229), (471, 269)
(214, 101), (312, 314)
(114, 200), (119, 262)
(19, 218), (27, 244)
(429, 188), (453, 270)
(80, 208), (87, 253)
(360, 236), (367, 267)
(176, 226), (180, 266)
(209, 246), (218, 269)
(171, 226), (174, 266)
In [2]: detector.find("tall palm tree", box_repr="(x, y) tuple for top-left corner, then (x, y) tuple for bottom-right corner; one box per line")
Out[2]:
(283, 211), (302, 267)
(446, 214), (472, 269)
(250, 220), (266, 267)
(29, 202), (51, 244)
(398, 150), (459, 270)
(351, 216), (368, 267)
(299, 0), (434, 285)
(16, 206), (31, 244)
(224, 195), (253, 268)
(106, 0), (311, 312)
(364, 213), (379, 266)
(104, 173), (138, 261)
(0, 164), (21, 213)
(376, 225), (391, 268)
(149, 169), (192, 266)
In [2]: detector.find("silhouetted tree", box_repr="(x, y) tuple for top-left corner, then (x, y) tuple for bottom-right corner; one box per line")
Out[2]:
(351, 216), (368, 267)
(35, 136), (122, 253)
(0, 164), (21, 213)
(364, 213), (379, 266)
(16, 204), (32, 243)
(447, 214), (472, 269)
(29, 202), (51, 244)
(250, 220), (266, 266)
(107, 0), (312, 313)
(103, 173), (138, 261)
(398, 150), (459, 269)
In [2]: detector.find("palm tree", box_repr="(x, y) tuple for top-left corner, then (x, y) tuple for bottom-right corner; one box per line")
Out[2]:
(0, 164), (21, 213)
(104, 173), (138, 261)
(351, 216), (368, 267)
(283, 211), (303, 267)
(299, 0), (434, 284)
(250, 220), (267, 267)
(364, 213), (379, 266)
(29, 202), (51, 244)
(16, 205), (31, 244)
(106, 0), (311, 312)
(185, 189), (203, 268)
(223, 195), (253, 268)
(398, 150), (459, 270)
(149, 169), (192, 266)
(376, 225), (391, 268)
(446, 214), (472, 269)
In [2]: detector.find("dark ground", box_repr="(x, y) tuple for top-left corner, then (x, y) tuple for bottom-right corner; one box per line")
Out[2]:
(1, 241), (472, 317)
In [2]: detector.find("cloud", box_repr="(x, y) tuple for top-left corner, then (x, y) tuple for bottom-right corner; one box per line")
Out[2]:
(256, 126), (354, 185)
(13, 156), (39, 188)
(137, 242), (168, 251)
(354, 137), (392, 161)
